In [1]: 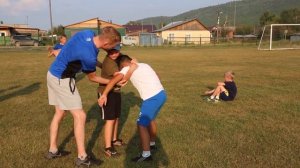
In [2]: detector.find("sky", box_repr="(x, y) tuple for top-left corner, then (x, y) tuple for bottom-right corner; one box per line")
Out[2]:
(0, 0), (233, 30)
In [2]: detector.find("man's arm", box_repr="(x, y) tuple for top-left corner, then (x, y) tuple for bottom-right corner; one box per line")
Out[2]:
(87, 72), (110, 84)
(98, 74), (124, 106)
(96, 61), (102, 69)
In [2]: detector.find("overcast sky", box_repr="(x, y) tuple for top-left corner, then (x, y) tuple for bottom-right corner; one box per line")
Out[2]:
(0, 0), (233, 30)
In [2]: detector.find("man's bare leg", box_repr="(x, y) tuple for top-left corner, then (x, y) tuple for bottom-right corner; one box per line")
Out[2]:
(49, 106), (65, 152)
(70, 109), (87, 159)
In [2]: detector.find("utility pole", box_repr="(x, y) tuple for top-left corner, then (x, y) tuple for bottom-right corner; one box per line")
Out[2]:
(217, 11), (223, 43)
(26, 16), (28, 27)
(234, 0), (237, 28)
(48, 0), (54, 45)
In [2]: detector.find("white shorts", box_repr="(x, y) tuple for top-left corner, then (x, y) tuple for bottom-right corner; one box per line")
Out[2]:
(47, 71), (82, 110)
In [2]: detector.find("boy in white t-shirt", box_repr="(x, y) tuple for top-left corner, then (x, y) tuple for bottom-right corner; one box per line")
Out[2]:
(98, 54), (167, 162)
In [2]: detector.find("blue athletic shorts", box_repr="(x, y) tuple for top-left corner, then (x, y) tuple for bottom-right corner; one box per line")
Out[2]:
(137, 90), (167, 127)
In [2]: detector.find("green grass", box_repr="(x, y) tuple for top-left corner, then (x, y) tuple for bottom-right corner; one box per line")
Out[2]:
(0, 46), (299, 168)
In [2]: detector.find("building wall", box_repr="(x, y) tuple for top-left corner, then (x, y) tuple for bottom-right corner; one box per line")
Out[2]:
(0, 29), (11, 36)
(64, 19), (125, 38)
(160, 30), (211, 44)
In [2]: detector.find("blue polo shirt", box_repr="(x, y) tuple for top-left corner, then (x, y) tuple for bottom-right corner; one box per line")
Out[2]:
(49, 30), (99, 79)
(53, 43), (64, 50)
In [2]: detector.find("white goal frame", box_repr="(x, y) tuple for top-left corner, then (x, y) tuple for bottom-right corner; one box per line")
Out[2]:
(258, 24), (300, 51)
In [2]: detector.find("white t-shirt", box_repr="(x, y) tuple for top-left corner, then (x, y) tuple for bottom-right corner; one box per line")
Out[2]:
(119, 63), (164, 100)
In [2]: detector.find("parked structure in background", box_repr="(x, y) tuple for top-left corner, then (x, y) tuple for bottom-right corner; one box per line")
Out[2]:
(0, 24), (46, 46)
(123, 24), (157, 46)
(64, 18), (125, 38)
(154, 18), (211, 45)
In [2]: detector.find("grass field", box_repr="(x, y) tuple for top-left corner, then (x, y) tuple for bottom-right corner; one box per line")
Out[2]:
(0, 46), (299, 168)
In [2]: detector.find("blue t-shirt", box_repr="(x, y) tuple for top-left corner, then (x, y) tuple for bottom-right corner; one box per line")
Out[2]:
(53, 43), (64, 50)
(49, 30), (99, 79)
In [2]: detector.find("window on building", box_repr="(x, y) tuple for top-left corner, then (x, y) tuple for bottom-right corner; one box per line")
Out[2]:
(169, 33), (174, 41)
(0, 32), (5, 36)
(185, 34), (191, 42)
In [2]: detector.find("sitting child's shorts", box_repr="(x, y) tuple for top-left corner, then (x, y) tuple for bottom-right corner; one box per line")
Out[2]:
(220, 90), (231, 101)
(137, 90), (167, 127)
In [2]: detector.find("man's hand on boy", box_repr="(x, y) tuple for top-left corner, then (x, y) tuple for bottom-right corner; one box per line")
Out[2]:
(98, 95), (107, 107)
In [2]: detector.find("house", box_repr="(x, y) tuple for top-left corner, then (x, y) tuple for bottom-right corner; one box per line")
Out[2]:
(154, 19), (211, 45)
(64, 18), (125, 38)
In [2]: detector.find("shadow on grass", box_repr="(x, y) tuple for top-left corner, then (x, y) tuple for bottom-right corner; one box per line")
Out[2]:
(118, 92), (141, 138)
(0, 85), (21, 94)
(0, 82), (40, 102)
(124, 132), (169, 168)
(58, 103), (103, 155)
(58, 91), (141, 157)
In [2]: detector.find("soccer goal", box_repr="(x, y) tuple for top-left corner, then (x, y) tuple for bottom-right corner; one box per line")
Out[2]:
(258, 24), (300, 50)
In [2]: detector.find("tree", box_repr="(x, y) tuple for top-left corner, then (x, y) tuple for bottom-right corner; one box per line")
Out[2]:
(125, 21), (141, 25)
(49, 25), (65, 35)
(259, 12), (278, 26)
(0, 21), (3, 24)
(280, 8), (300, 24)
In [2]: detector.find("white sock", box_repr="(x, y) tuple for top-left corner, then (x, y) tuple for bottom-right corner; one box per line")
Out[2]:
(150, 141), (156, 146)
(142, 151), (151, 157)
(215, 95), (219, 100)
(210, 95), (215, 99)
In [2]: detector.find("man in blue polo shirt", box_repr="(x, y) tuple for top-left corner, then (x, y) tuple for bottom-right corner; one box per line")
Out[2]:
(45, 26), (121, 167)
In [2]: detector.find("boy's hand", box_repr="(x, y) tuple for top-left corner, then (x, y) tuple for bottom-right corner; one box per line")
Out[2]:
(98, 95), (107, 107)
(47, 47), (54, 57)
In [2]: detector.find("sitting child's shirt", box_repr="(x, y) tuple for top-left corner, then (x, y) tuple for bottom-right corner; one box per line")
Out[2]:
(224, 81), (237, 100)
(119, 63), (164, 100)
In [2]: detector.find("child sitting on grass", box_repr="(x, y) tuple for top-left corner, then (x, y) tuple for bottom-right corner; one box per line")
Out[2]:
(205, 71), (237, 102)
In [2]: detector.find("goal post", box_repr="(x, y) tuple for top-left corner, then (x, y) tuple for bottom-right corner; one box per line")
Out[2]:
(258, 24), (300, 50)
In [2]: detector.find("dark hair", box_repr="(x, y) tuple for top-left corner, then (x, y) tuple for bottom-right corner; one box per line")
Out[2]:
(116, 54), (132, 67)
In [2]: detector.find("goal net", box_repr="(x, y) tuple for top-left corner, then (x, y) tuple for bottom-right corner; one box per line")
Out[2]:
(258, 24), (300, 50)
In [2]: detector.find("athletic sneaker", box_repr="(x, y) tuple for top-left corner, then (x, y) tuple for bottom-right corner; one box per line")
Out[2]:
(131, 154), (153, 162)
(44, 150), (70, 159)
(75, 155), (102, 167)
(206, 97), (214, 102)
(104, 147), (120, 157)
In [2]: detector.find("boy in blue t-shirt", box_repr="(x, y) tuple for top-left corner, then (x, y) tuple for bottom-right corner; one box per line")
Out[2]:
(48, 35), (67, 57)
(53, 34), (67, 50)
(45, 27), (121, 167)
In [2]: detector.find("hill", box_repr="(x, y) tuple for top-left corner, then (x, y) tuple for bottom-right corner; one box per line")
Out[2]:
(135, 0), (300, 28)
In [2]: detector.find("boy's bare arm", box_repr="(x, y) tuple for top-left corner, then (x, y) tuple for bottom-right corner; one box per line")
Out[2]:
(87, 72), (110, 84)
(121, 63), (138, 82)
